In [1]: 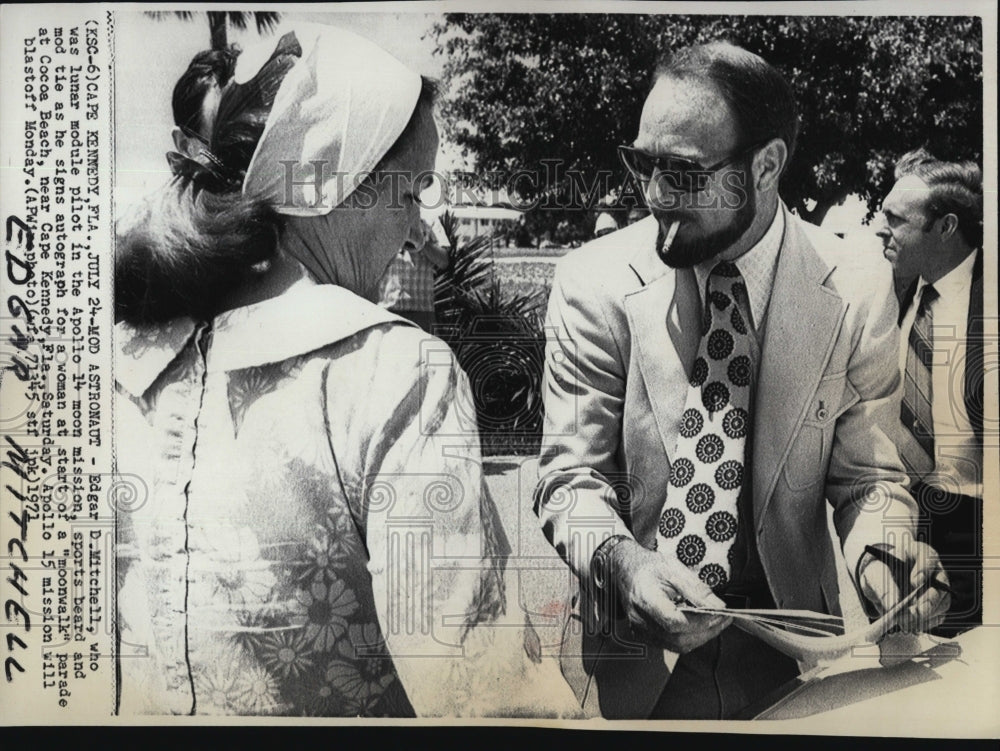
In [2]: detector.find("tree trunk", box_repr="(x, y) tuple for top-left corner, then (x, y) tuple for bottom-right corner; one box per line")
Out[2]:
(209, 13), (228, 50)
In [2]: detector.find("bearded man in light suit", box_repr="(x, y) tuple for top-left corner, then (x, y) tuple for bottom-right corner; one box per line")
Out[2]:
(534, 42), (950, 720)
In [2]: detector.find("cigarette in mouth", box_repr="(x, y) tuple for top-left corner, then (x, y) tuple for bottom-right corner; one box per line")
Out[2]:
(664, 220), (680, 251)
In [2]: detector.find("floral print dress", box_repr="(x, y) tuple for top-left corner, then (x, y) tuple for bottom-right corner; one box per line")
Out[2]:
(114, 279), (509, 717)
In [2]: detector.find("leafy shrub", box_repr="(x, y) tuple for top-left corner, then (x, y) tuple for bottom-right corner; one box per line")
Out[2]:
(433, 212), (548, 455)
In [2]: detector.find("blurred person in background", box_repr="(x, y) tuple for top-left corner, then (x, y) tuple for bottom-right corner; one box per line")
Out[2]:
(594, 211), (618, 238)
(627, 206), (651, 226)
(877, 148), (984, 636)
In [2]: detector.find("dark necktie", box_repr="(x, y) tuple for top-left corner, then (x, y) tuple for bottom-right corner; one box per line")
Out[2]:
(656, 262), (752, 592)
(899, 284), (938, 477)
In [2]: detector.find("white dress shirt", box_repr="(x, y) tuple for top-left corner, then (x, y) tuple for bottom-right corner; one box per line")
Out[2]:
(694, 203), (785, 338)
(898, 250), (981, 497)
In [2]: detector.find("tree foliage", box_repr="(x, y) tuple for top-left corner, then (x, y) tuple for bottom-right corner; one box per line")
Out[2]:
(148, 11), (280, 50)
(431, 14), (983, 226)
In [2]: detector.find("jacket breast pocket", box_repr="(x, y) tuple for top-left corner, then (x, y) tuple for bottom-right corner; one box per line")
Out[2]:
(783, 373), (861, 491)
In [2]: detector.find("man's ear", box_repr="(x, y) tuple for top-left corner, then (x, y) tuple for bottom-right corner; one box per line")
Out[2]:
(754, 138), (788, 193)
(938, 213), (959, 241)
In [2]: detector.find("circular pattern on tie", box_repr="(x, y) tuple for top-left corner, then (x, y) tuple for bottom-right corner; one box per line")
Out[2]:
(686, 483), (715, 513)
(706, 510), (738, 542)
(695, 434), (724, 463)
(727, 355), (752, 387)
(679, 408), (704, 439)
(699, 563), (728, 590)
(670, 458), (695, 487)
(722, 407), (748, 439)
(714, 262), (740, 278)
(702, 382), (729, 413)
(730, 306), (747, 335)
(659, 508), (685, 538)
(690, 357), (708, 388)
(677, 535), (707, 566)
(707, 329), (734, 360)
(709, 291), (731, 311)
(657, 263), (753, 587)
(715, 460), (744, 490)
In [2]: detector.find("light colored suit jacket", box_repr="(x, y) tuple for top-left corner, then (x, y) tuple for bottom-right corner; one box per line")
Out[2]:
(534, 207), (917, 718)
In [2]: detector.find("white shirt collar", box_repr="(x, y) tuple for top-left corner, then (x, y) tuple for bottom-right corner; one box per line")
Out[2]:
(693, 202), (785, 330)
(916, 249), (977, 303)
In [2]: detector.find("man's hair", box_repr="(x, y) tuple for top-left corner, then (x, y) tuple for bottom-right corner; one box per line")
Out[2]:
(654, 41), (800, 169)
(894, 148), (983, 249)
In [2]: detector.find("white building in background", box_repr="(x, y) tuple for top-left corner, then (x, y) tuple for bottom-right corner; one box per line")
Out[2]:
(448, 204), (523, 241)
(418, 172), (524, 246)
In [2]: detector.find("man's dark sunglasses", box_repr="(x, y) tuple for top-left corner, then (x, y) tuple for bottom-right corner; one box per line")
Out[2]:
(179, 123), (210, 145)
(618, 141), (766, 193)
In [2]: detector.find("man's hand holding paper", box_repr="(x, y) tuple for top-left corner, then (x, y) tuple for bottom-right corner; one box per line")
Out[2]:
(608, 538), (734, 654)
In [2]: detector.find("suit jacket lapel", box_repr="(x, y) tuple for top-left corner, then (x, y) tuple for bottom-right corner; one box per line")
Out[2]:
(753, 216), (847, 531)
(624, 230), (686, 464)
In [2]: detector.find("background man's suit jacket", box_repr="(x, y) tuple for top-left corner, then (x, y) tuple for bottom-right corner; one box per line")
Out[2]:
(534, 209), (918, 718)
(898, 248), (984, 447)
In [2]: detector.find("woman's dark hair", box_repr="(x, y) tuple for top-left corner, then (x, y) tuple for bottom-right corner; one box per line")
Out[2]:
(114, 185), (281, 324)
(116, 30), (438, 325)
(117, 35), (299, 324)
(171, 46), (240, 140)
(655, 41), (800, 170)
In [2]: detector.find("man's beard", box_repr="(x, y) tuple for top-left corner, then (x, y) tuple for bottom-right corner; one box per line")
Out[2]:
(656, 179), (757, 269)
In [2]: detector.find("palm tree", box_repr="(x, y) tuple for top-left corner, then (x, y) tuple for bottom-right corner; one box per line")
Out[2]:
(147, 11), (280, 50)
(433, 211), (548, 454)
(433, 210), (495, 312)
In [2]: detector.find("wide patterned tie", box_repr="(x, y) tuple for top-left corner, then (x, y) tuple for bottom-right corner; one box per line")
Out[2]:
(899, 284), (938, 477)
(657, 261), (752, 593)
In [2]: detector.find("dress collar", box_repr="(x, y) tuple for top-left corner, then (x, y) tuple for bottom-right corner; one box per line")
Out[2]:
(115, 276), (411, 398)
